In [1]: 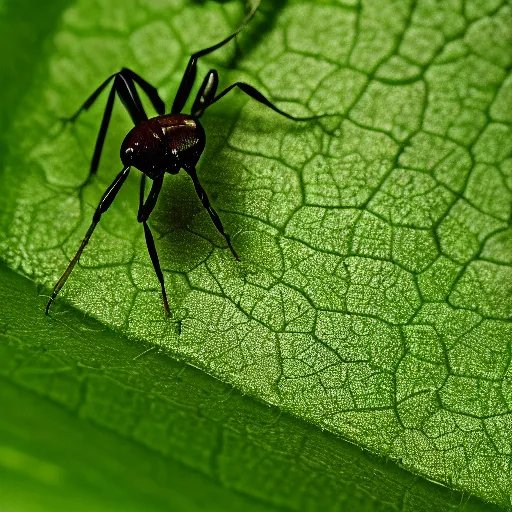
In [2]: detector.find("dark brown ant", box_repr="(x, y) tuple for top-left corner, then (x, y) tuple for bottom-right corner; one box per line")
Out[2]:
(46, 1), (327, 317)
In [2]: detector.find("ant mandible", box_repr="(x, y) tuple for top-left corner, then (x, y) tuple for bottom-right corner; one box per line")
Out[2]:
(46, 0), (323, 317)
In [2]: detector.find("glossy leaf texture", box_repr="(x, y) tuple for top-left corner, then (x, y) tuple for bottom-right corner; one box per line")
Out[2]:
(0, 0), (510, 509)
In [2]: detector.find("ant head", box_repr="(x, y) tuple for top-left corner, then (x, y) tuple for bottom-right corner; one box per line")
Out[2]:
(120, 119), (170, 178)
(120, 127), (146, 167)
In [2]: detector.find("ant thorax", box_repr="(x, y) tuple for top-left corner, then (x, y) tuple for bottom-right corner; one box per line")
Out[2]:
(121, 114), (205, 177)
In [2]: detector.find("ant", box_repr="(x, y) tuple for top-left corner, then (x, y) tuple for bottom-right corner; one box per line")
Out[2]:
(46, 0), (326, 317)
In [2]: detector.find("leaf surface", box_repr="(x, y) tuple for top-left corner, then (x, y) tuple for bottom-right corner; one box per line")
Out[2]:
(0, 0), (511, 509)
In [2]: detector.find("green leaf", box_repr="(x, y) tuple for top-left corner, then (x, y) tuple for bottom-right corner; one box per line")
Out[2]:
(0, 0), (511, 510)
(3, 260), (500, 511)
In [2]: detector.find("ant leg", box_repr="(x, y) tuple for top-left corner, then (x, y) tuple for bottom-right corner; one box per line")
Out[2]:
(204, 82), (325, 121)
(79, 74), (144, 186)
(137, 174), (170, 316)
(88, 85), (116, 183)
(65, 70), (161, 185)
(84, 73), (147, 184)
(143, 222), (171, 317)
(171, 0), (260, 114)
(120, 68), (165, 115)
(137, 174), (164, 223)
(184, 165), (239, 261)
(58, 74), (116, 187)
(89, 70), (166, 180)
(46, 166), (131, 315)
(191, 70), (219, 117)
(114, 73), (148, 125)
(63, 74), (116, 123)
